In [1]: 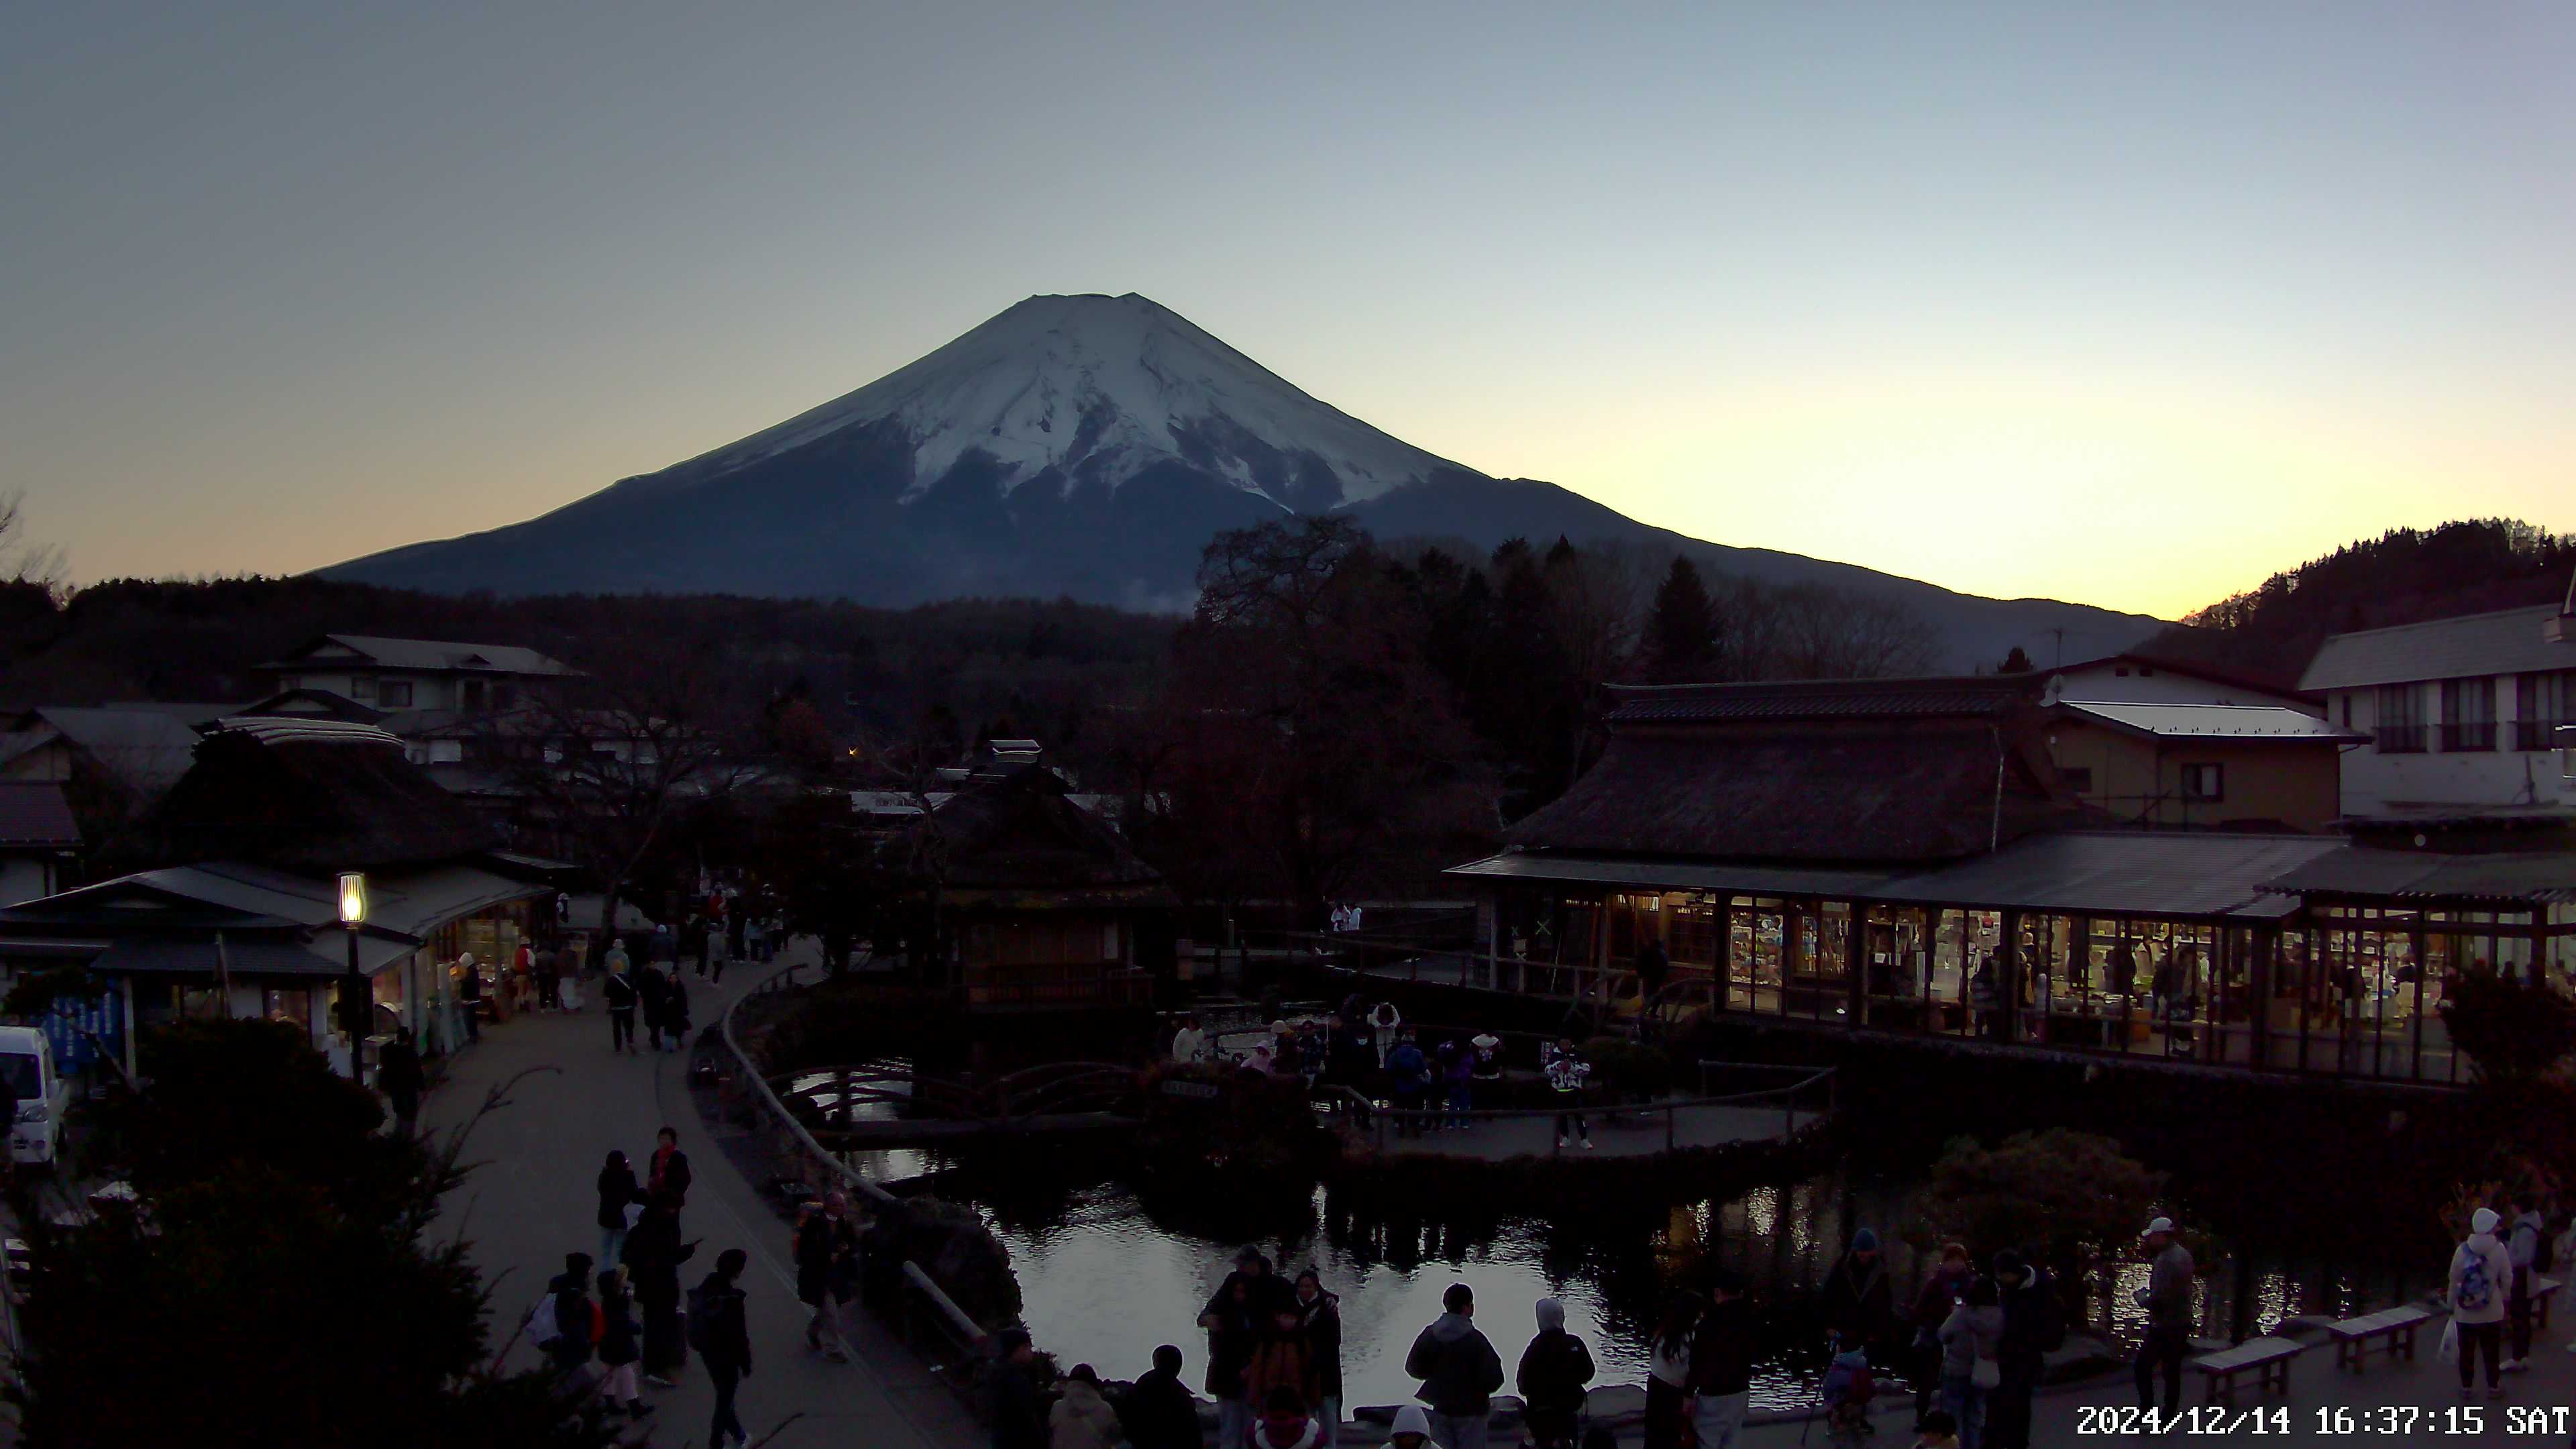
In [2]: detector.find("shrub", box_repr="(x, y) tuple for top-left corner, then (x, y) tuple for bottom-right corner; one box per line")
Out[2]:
(1917, 1128), (2165, 1266)
(1580, 1035), (1674, 1100)
(2445, 971), (2576, 1085)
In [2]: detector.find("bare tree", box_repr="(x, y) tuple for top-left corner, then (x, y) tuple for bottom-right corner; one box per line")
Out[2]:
(0, 488), (68, 598)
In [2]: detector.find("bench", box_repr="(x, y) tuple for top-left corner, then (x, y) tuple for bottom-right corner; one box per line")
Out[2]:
(2324, 1305), (2436, 1371)
(2190, 1336), (2304, 1405)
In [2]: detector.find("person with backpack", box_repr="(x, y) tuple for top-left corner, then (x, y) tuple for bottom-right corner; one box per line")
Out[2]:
(2504, 1191), (2546, 1373)
(1819, 1344), (1876, 1447)
(1987, 1251), (2059, 1449)
(544, 1251), (597, 1385)
(1515, 1297), (1597, 1449)
(2451, 1207), (2512, 1397)
(1118, 1344), (1205, 1449)
(1404, 1283), (1505, 1449)
(596, 1266), (652, 1420)
(690, 1247), (753, 1447)
(2133, 1217), (2195, 1419)
(1245, 1305), (1313, 1421)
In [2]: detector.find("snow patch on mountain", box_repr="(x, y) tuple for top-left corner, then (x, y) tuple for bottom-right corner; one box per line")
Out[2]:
(678, 292), (1474, 506)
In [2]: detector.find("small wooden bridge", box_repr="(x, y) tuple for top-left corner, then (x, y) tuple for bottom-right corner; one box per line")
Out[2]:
(775, 1060), (1146, 1146)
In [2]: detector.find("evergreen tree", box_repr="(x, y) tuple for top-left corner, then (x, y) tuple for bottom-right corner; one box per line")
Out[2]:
(1646, 557), (1719, 682)
(1995, 645), (2035, 674)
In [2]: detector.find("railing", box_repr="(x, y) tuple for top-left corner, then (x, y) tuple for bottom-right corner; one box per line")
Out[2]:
(2374, 724), (2427, 754)
(2514, 718), (2571, 752)
(2438, 722), (2498, 752)
(718, 961), (996, 1391)
(1357, 1063), (1835, 1157)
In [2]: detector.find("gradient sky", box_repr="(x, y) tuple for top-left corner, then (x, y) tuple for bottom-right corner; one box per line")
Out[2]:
(5, 3), (2571, 619)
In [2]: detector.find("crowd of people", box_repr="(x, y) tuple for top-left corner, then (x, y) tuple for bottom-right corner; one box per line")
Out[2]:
(1165, 998), (1596, 1146)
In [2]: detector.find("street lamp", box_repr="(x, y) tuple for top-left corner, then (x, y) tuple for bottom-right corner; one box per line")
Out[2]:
(337, 871), (368, 1081)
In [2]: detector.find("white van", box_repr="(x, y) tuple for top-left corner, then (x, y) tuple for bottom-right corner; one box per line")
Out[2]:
(0, 1026), (70, 1167)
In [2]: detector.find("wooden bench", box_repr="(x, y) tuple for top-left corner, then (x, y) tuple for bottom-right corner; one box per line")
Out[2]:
(2324, 1305), (2436, 1371)
(2190, 1336), (2305, 1405)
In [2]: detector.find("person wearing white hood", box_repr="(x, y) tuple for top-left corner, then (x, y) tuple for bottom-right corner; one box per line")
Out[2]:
(1387, 1405), (1434, 1449)
(2451, 1207), (2513, 1397)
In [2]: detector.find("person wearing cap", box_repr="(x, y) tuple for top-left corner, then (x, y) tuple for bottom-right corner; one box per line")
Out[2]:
(2133, 1217), (2194, 1420)
(1515, 1297), (1595, 1449)
(1987, 1251), (2052, 1449)
(2450, 1207), (2513, 1398)
(989, 1327), (1047, 1449)
(1387, 1405), (1434, 1449)
(1819, 1228), (1892, 1361)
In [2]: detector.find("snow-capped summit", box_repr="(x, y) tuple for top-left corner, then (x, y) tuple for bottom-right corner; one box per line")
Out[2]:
(671, 292), (1473, 513)
(325, 292), (2165, 667)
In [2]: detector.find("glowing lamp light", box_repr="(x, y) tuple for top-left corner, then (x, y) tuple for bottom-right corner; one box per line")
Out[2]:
(337, 871), (368, 928)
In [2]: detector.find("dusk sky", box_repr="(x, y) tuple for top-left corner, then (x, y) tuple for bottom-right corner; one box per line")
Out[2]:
(5, 3), (2570, 619)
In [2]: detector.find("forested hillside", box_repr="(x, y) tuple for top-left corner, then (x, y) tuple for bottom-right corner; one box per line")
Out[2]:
(2145, 519), (2573, 687)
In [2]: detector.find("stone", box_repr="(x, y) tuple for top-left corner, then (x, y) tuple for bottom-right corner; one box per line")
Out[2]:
(1584, 1383), (1650, 1426)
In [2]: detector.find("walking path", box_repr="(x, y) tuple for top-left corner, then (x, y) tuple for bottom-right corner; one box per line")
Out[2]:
(421, 947), (979, 1449)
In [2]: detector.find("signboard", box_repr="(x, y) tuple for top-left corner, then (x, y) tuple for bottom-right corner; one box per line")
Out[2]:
(1158, 1079), (1221, 1100)
(40, 991), (123, 1075)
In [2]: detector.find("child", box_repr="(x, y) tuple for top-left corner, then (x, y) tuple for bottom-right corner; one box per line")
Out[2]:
(1821, 1344), (1877, 1445)
(1911, 1409), (1960, 1449)
(1389, 1405), (1434, 1449)
(595, 1267), (651, 1419)
(1544, 1038), (1593, 1149)
(1250, 1385), (1322, 1449)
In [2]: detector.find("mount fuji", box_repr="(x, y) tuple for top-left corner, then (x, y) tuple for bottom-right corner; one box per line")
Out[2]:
(327, 292), (2163, 666)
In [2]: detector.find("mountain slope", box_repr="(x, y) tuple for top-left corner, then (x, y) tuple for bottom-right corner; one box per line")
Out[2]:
(327, 292), (2163, 665)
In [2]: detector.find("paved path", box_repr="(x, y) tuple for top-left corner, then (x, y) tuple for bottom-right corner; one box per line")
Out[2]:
(421, 949), (979, 1449)
(1371, 1103), (1821, 1161)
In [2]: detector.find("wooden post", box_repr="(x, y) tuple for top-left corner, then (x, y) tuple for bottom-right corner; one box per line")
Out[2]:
(1843, 901), (1865, 1028)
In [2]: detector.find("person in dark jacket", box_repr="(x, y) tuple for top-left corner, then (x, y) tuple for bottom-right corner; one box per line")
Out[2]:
(604, 961), (639, 1053)
(596, 1267), (651, 1419)
(547, 1251), (597, 1383)
(648, 1126), (692, 1214)
(1294, 1269), (1343, 1448)
(1819, 1228), (1894, 1360)
(377, 1035), (424, 1139)
(636, 963), (669, 1051)
(1404, 1283), (1504, 1449)
(1201, 1248), (1296, 1448)
(696, 1248), (753, 1447)
(1988, 1252), (2055, 1449)
(1515, 1297), (1597, 1449)
(1688, 1271), (1756, 1449)
(661, 973), (691, 1052)
(1909, 1242), (1976, 1415)
(622, 1195), (697, 1386)
(794, 1192), (857, 1361)
(456, 953), (484, 1043)
(990, 1327), (1049, 1449)
(597, 1150), (639, 1271)
(1120, 1344), (1205, 1449)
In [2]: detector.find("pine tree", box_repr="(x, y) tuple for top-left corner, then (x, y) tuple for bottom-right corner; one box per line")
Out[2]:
(1647, 556), (1719, 683)
(1996, 645), (2035, 674)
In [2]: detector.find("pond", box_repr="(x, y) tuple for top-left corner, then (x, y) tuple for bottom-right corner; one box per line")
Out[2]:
(784, 1064), (2440, 1412)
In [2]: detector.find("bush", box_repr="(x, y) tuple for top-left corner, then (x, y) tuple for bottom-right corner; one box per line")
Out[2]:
(1580, 1036), (1674, 1100)
(2445, 971), (2576, 1085)
(1916, 1128), (2165, 1266)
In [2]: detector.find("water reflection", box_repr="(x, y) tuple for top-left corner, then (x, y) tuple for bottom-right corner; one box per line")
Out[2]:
(961, 1166), (2432, 1414)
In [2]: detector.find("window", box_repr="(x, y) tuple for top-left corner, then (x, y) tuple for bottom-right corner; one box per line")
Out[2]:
(2180, 763), (2224, 801)
(2441, 677), (2496, 751)
(462, 680), (488, 712)
(2519, 671), (2576, 751)
(427, 739), (464, 764)
(377, 680), (415, 708)
(2057, 766), (2095, 794)
(348, 675), (375, 700)
(2374, 683), (2425, 753)
(2340, 694), (2352, 729)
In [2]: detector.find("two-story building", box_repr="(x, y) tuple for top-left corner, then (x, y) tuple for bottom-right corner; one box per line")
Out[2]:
(253, 634), (573, 715)
(2299, 586), (2576, 820)
(2035, 655), (2359, 833)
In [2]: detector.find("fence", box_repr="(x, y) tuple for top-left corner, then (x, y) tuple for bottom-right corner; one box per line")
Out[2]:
(1358, 1063), (1836, 1157)
(718, 962), (994, 1395)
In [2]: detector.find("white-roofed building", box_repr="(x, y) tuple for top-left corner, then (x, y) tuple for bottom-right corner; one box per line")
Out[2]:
(2298, 580), (2576, 820)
